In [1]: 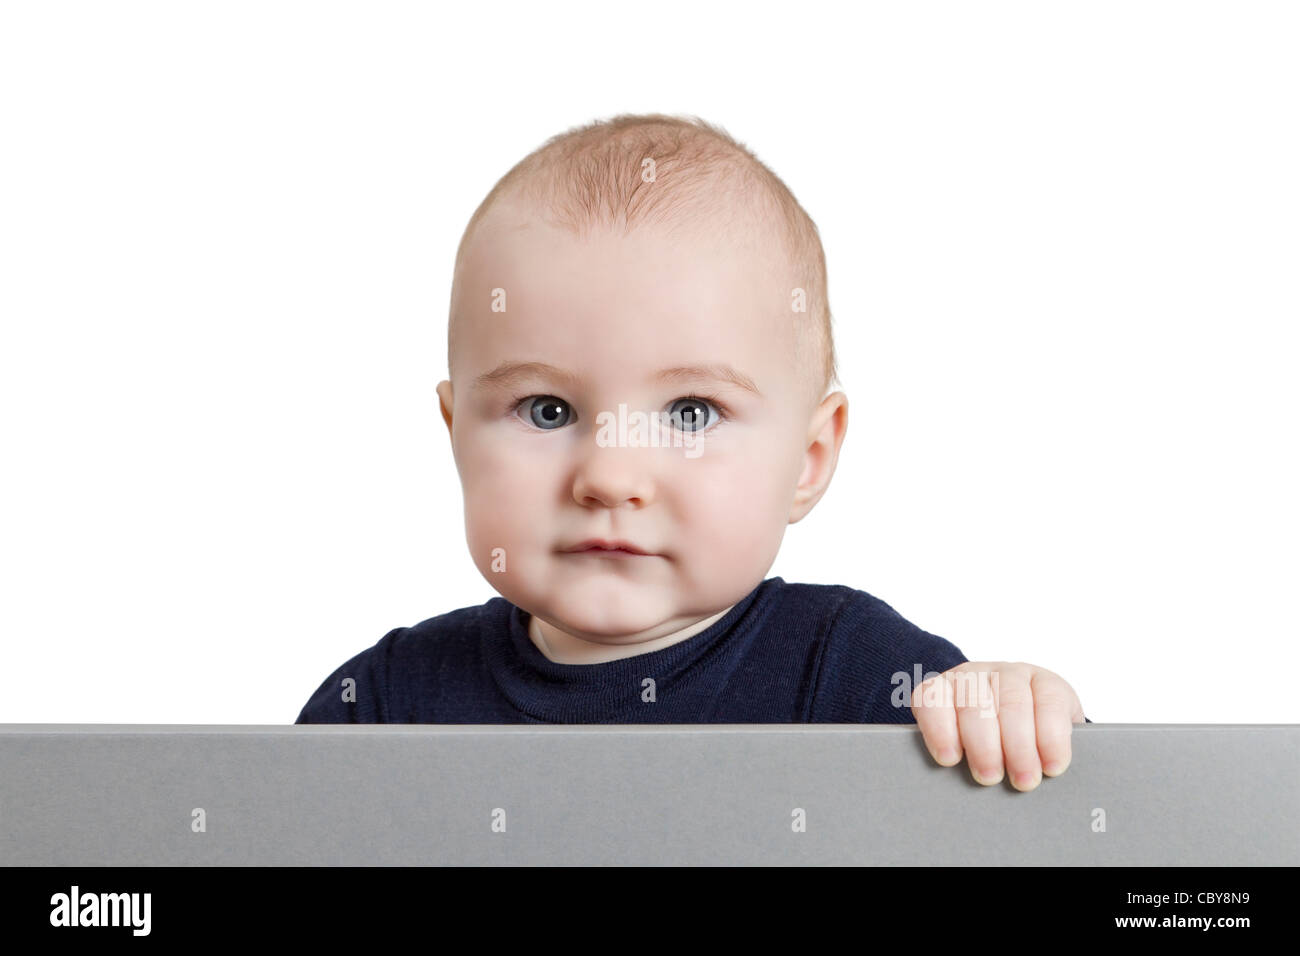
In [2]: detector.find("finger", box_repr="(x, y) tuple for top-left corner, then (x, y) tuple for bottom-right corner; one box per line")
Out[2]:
(989, 665), (1042, 791)
(955, 667), (1004, 785)
(912, 672), (962, 765)
(1032, 670), (1077, 776)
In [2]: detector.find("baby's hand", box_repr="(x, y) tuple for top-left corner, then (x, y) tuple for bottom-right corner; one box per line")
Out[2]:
(910, 662), (1085, 792)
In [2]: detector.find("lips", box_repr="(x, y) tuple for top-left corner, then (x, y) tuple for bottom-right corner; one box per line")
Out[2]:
(561, 538), (654, 556)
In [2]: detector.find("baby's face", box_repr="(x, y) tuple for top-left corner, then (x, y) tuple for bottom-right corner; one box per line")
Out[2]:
(439, 197), (840, 644)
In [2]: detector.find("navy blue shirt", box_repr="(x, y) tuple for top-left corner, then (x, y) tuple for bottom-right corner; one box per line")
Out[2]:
(294, 577), (1010, 724)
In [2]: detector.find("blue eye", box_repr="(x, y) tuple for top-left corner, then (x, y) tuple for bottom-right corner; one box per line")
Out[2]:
(520, 396), (573, 429)
(667, 397), (720, 433)
(514, 394), (723, 432)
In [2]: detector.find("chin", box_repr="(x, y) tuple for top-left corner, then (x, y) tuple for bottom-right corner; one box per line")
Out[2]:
(540, 583), (669, 641)
(548, 606), (665, 642)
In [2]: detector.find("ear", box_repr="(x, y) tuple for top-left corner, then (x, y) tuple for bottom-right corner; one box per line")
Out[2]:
(435, 380), (454, 435)
(788, 391), (848, 524)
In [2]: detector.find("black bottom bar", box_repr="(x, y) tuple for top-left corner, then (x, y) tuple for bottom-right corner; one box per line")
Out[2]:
(0, 865), (1289, 942)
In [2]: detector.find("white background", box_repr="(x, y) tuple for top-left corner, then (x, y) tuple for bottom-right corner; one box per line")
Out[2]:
(1, 1), (1295, 723)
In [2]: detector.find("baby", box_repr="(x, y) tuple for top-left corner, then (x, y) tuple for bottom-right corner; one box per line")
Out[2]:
(297, 113), (1089, 792)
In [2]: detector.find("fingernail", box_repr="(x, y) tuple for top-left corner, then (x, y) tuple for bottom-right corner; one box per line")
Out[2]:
(938, 746), (959, 764)
(1014, 770), (1040, 790)
(1043, 761), (1066, 776)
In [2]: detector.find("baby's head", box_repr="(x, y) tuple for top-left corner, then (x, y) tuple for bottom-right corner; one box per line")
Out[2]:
(437, 114), (848, 645)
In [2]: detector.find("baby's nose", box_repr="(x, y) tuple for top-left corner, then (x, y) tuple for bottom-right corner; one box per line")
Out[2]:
(571, 442), (658, 509)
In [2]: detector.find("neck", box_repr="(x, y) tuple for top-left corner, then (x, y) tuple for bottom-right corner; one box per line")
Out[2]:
(528, 606), (734, 665)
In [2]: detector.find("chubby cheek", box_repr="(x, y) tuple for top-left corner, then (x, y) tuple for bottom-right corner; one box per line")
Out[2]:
(458, 437), (557, 578)
(671, 456), (790, 600)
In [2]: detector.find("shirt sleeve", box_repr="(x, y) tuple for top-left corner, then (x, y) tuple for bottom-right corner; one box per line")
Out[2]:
(294, 628), (403, 723)
(815, 590), (1096, 726)
(811, 588), (968, 724)
(861, 622), (968, 724)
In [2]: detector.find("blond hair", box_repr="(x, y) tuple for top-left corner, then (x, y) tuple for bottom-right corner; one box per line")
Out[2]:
(450, 113), (837, 398)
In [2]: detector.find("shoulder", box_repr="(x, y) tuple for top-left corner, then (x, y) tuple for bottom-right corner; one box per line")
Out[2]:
(294, 597), (511, 724)
(746, 577), (863, 635)
(760, 579), (957, 653)
(388, 598), (508, 668)
(773, 582), (966, 723)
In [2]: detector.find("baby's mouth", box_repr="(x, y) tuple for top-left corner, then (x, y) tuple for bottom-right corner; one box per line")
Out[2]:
(560, 538), (657, 557)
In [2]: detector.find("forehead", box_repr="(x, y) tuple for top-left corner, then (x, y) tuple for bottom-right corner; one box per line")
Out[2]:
(453, 199), (799, 391)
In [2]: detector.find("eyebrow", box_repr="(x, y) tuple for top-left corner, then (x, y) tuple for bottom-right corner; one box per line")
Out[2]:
(473, 361), (761, 396)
